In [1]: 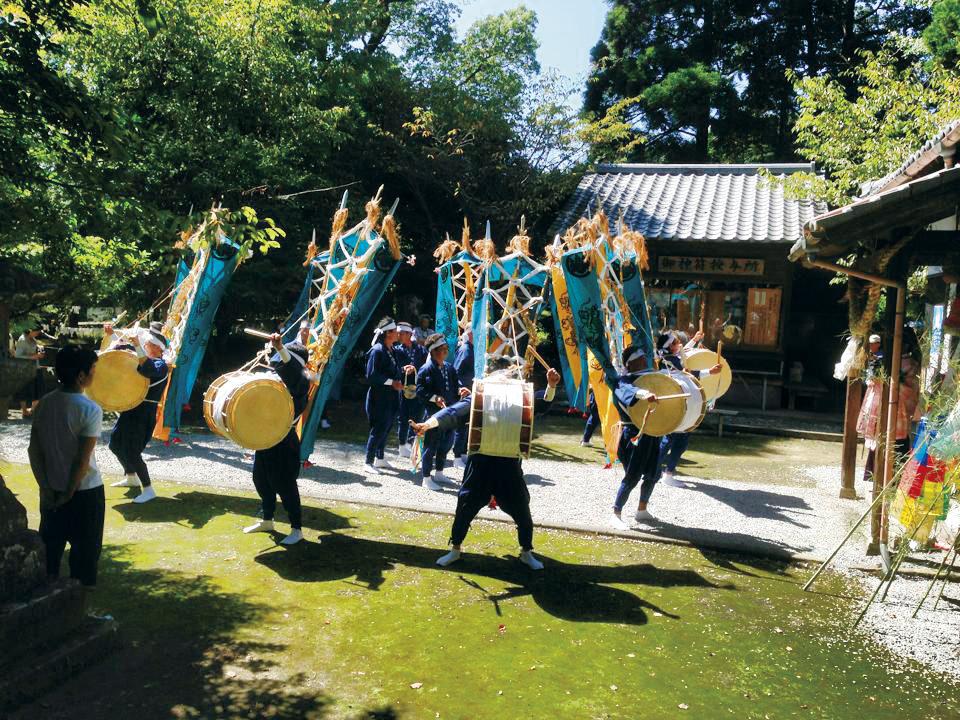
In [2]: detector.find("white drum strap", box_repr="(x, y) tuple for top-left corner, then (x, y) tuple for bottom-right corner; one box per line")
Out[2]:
(479, 382), (523, 458)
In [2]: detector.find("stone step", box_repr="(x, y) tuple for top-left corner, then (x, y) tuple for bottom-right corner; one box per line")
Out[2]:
(0, 615), (119, 713)
(0, 580), (86, 665)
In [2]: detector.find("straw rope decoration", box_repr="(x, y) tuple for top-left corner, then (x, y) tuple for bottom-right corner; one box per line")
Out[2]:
(433, 219), (482, 333)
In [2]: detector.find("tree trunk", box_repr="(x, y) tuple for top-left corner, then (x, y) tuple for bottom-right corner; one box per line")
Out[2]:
(0, 301), (9, 358)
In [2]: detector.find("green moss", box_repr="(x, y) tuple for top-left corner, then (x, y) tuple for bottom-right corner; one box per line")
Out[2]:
(4, 461), (956, 720)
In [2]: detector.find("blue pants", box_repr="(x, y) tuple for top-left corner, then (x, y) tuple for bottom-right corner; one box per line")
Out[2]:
(365, 391), (398, 464)
(453, 423), (468, 457)
(582, 396), (601, 442)
(397, 396), (424, 447)
(422, 428), (455, 477)
(450, 454), (533, 550)
(613, 426), (661, 511)
(658, 432), (690, 473)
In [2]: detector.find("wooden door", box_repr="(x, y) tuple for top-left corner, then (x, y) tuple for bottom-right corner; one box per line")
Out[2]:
(745, 287), (781, 347)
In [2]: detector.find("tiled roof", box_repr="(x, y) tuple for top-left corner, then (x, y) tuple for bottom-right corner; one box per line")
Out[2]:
(864, 119), (960, 196)
(551, 164), (827, 244)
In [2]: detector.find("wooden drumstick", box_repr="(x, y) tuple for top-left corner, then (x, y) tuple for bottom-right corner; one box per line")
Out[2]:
(653, 392), (690, 401)
(525, 343), (552, 372)
(716, 340), (723, 366)
(244, 328), (274, 340)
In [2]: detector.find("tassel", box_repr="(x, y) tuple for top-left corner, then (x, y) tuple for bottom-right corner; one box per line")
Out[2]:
(380, 213), (402, 260)
(433, 234), (460, 265)
(329, 207), (348, 255)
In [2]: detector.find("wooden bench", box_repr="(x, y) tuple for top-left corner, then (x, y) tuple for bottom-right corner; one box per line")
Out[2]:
(784, 379), (829, 411)
(712, 408), (739, 438)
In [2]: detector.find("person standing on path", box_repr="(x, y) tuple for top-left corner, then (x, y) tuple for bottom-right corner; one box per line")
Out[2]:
(416, 333), (461, 490)
(392, 322), (424, 458)
(580, 390), (601, 447)
(28, 346), (104, 596)
(364, 317), (402, 474)
(15, 326), (45, 418)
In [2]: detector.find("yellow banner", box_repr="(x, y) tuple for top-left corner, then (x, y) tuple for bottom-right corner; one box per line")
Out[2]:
(587, 350), (622, 463)
(551, 265), (585, 400)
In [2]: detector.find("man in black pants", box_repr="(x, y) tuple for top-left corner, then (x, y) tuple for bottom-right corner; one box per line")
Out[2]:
(104, 322), (169, 504)
(409, 367), (561, 571)
(28, 346), (104, 597)
(243, 333), (310, 545)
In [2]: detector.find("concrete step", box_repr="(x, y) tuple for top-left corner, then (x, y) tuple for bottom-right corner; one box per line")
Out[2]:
(0, 615), (119, 713)
(0, 580), (87, 665)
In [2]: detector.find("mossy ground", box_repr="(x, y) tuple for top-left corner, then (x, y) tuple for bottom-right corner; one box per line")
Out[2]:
(4, 462), (954, 720)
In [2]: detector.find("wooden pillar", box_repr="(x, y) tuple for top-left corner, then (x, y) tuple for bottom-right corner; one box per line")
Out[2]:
(880, 285), (906, 545)
(839, 375), (862, 499)
(868, 378), (889, 555)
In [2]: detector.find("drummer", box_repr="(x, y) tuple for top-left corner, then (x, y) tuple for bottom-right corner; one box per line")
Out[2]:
(611, 345), (662, 527)
(392, 322), (424, 458)
(656, 331), (721, 487)
(416, 333), (461, 490)
(103, 322), (168, 504)
(364, 316), (403, 474)
(243, 332), (310, 545)
(409, 365), (561, 571)
(451, 327), (474, 469)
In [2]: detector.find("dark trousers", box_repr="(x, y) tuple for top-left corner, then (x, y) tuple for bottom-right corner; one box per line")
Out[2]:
(863, 438), (911, 483)
(397, 396), (424, 447)
(582, 397), (601, 442)
(253, 428), (302, 528)
(658, 432), (690, 473)
(109, 403), (156, 486)
(365, 392), (398, 464)
(453, 423), (469, 458)
(39, 485), (105, 587)
(450, 455), (534, 550)
(614, 426), (661, 511)
(422, 427), (455, 477)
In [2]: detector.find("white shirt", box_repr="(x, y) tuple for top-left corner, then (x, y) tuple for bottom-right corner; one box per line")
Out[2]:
(29, 390), (103, 492)
(15, 334), (39, 365)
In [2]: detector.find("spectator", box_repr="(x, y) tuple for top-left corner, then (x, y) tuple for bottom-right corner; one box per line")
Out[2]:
(15, 326), (45, 417)
(414, 315), (434, 346)
(27, 346), (104, 597)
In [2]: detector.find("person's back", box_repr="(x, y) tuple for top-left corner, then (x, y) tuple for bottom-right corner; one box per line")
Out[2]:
(31, 389), (103, 496)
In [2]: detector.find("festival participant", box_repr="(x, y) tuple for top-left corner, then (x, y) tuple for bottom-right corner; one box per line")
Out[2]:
(858, 350), (920, 484)
(364, 316), (403, 474)
(611, 345), (661, 527)
(392, 321), (424, 458)
(104, 322), (168, 504)
(580, 390), (601, 447)
(410, 366), (562, 571)
(28, 346), (104, 594)
(416, 333), (461, 489)
(14, 326), (45, 418)
(414, 314), (434, 346)
(451, 327), (474, 468)
(656, 331), (721, 487)
(243, 332), (310, 545)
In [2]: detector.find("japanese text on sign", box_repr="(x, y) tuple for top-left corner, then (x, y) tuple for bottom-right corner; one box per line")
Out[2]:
(657, 256), (765, 276)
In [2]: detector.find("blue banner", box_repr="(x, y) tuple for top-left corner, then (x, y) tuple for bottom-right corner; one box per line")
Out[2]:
(281, 254), (326, 343)
(162, 243), (240, 431)
(560, 248), (619, 384)
(435, 251), (481, 351)
(299, 230), (401, 461)
(619, 258), (656, 362)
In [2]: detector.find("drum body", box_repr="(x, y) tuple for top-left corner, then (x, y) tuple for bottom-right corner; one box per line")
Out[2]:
(682, 349), (732, 402)
(203, 371), (293, 451)
(466, 379), (534, 459)
(629, 370), (706, 437)
(86, 349), (149, 412)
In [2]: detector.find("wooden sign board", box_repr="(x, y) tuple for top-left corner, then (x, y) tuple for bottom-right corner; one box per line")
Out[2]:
(658, 256), (765, 276)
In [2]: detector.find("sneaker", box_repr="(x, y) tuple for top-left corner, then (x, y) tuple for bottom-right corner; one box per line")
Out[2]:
(634, 509), (655, 523)
(364, 463), (381, 475)
(610, 513), (629, 530)
(320, 419), (331, 429)
(243, 520), (275, 534)
(132, 486), (156, 504)
(374, 458), (393, 470)
(436, 549), (461, 567)
(398, 444), (411, 458)
(280, 528), (304, 545)
(111, 476), (140, 489)
(453, 456), (467, 470)
(580, 439), (591, 447)
(519, 550), (544, 571)
(434, 470), (453, 486)
(660, 471), (684, 488)
(423, 475), (442, 491)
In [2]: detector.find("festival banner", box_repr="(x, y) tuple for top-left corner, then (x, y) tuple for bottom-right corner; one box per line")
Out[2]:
(156, 243), (240, 439)
(587, 350), (623, 462)
(298, 229), (402, 461)
(549, 265), (588, 412)
(560, 248), (619, 384)
(435, 250), (481, 350)
(281, 256), (322, 343)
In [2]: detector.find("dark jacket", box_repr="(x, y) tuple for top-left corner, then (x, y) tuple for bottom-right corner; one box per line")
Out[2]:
(366, 342), (401, 408)
(453, 340), (475, 388)
(271, 342), (310, 419)
(417, 359), (460, 409)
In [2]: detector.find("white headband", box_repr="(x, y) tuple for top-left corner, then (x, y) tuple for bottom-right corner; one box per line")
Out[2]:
(625, 348), (646, 365)
(377, 321), (397, 334)
(397, 323), (413, 333)
(143, 333), (166, 352)
(428, 338), (447, 352)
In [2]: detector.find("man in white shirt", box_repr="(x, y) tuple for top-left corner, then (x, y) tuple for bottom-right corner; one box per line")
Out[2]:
(28, 346), (104, 591)
(14, 327), (44, 417)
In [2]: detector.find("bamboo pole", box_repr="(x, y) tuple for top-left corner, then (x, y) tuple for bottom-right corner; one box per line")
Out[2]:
(881, 286), (906, 549)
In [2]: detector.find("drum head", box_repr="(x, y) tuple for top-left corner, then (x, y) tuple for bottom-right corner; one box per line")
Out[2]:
(86, 349), (150, 412)
(226, 377), (294, 451)
(673, 371), (707, 432)
(202, 374), (231, 438)
(682, 349), (732, 401)
(631, 372), (685, 437)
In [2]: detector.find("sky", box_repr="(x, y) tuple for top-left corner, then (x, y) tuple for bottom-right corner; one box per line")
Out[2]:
(454, 0), (609, 84)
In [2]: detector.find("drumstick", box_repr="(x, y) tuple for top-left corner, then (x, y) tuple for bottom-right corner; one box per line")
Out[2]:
(525, 343), (551, 372)
(654, 392), (690, 401)
(244, 328), (274, 340)
(716, 341), (723, 366)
